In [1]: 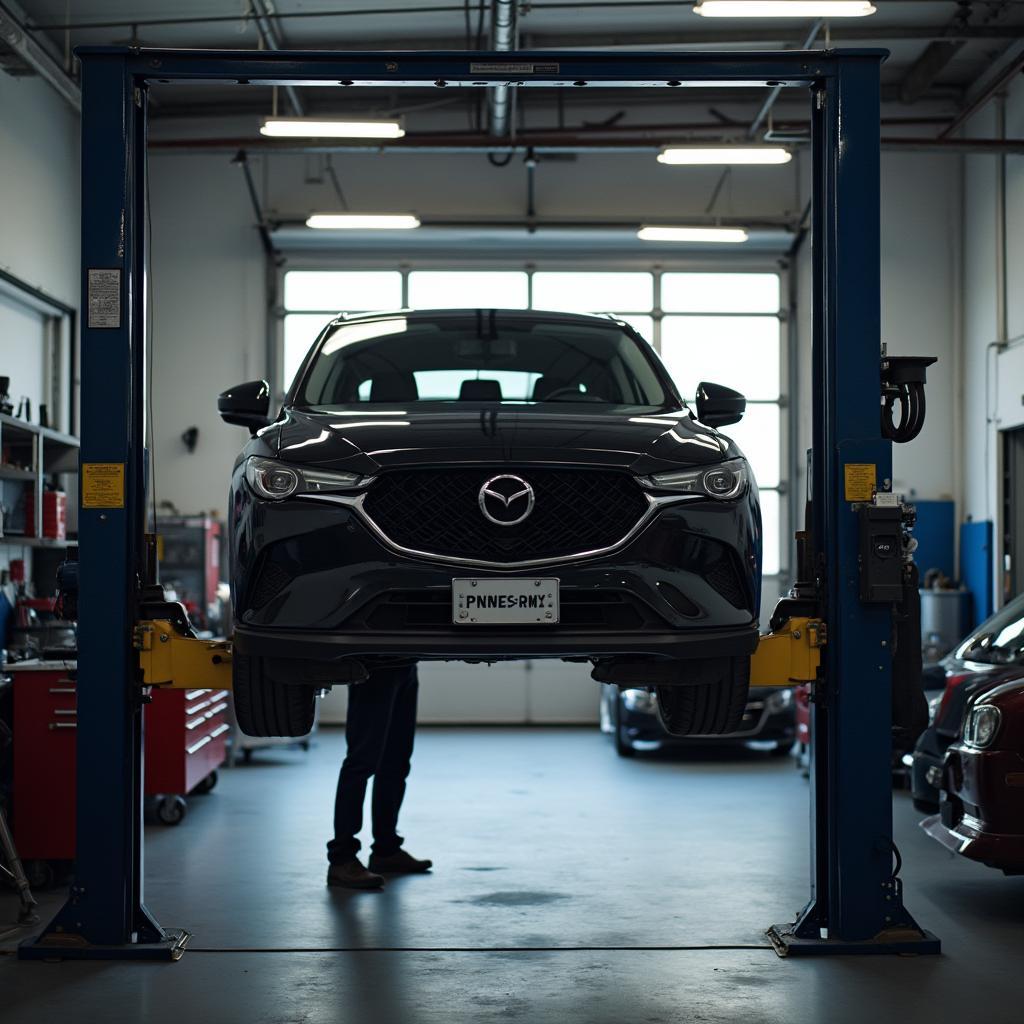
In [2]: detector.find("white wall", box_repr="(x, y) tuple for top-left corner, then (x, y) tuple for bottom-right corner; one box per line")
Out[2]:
(0, 70), (79, 425)
(148, 153), (268, 517)
(320, 660), (602, 725)
(793, 151), (961, 517)
(961, 78), (1024, 605)
(0, 71), (79, 576)
(0, 73), (79, 304)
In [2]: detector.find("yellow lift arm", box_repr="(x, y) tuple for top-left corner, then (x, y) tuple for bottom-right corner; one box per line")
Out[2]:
(749, 616), (825, 687)
(137, 615), (824, 692)
(136, 619), (233, 690)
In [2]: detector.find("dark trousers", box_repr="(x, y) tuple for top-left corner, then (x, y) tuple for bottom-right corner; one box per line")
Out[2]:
(327, 665), (418, 864)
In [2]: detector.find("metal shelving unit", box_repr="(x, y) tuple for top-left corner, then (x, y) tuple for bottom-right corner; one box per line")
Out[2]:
(0, 412), (78, 548)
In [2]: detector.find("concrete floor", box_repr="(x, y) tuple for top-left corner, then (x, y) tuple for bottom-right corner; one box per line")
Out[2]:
(1, 726), (1022, 1023)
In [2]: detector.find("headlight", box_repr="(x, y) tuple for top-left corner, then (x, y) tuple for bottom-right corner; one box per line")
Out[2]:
(765, 688), (793, 714)
(245, 456), (361, 501)
(622, 689), (657, 713)
(964, 704), (1001, 749)
(649, 458), (749, 501)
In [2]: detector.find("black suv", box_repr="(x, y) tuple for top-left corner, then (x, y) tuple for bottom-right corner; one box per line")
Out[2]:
(219, 309), (762, 737)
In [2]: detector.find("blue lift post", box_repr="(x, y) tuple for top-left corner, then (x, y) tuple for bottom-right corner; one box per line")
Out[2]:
(19, 47), (938, 960)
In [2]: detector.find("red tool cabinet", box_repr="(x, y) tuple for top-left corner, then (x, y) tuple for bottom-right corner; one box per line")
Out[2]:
(10, 661), (228, 863)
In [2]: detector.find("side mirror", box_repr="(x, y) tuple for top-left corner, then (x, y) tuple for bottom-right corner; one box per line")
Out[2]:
(694, 381), (745, 428)
(218, 380), (271, 433)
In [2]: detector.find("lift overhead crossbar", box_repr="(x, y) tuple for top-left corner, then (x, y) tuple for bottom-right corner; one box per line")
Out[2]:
(19, 45), (938, 960)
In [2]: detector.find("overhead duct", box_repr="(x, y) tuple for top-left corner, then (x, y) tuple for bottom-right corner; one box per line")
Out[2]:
(488, 0), (516, 138)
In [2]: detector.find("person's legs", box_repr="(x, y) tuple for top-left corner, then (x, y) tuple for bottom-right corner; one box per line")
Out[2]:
(326, 673), (400, 865)
(369, 665), (419, 857)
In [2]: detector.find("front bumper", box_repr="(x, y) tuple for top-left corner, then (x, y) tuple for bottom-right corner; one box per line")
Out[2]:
(921, 813), (1024, 873)
(920, 743), (1024, 872)
(234, 621), (759, 664)
(230, 482), (760, 665)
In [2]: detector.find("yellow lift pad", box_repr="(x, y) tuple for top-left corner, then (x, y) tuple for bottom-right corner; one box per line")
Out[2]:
(749, 616), (825, 687)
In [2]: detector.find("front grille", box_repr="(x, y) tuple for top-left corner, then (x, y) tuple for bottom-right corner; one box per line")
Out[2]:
(359, 588), (666, 631)
(361, 467), (650, 564)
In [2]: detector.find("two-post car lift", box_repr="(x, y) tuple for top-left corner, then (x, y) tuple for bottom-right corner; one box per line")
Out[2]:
(19, 46), (940, 960)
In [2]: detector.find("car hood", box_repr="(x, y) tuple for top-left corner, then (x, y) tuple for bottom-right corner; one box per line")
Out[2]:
(268, 406), (733, 476)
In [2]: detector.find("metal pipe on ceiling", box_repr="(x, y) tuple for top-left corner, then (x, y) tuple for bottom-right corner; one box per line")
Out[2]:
(939, 49), (1024, 139)
(747, 19), (822, 140)
(26, 2), (1024, 38)
(488, 0), (516, 138)
(248, 0), (305, 117)
(0, 0), (79, 111)
(148, 134), (1024, 155)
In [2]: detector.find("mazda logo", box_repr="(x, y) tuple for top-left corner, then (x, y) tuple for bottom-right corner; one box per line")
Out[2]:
(478, 474), (535, 527)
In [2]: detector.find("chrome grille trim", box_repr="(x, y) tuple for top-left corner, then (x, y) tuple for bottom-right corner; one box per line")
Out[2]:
(302, 488), (699, 570)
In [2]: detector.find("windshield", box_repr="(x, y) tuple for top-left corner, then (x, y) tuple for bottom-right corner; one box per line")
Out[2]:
(293, 312), (674, 410)
(954, 593), (1024, 665)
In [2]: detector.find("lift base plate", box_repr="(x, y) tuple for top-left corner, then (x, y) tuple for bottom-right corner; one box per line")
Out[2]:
(767, 923), (941, 958)
(18, 927), (190, 961)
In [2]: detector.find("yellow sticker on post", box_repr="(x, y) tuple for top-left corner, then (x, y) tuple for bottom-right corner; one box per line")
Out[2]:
(843, 463), (876, 502)
(82, 462), (126, 508)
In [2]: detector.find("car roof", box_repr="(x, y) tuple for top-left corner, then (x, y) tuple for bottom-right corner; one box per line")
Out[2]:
(326, 308), (628, 329)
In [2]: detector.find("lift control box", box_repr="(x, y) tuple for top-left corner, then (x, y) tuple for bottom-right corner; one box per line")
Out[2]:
(858, 504), (904, 603)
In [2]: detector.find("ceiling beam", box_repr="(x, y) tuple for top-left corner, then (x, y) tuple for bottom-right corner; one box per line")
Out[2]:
(150, 128), (1024, 155)
(24, 18), (1024, 48)
(939, 42), (1024, 137)
(899, 40), (965, 104)
(0, 0), (79, 111)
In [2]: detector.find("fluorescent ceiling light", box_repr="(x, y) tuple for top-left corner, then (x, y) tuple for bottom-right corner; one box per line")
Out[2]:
(638, 226), (749, 243)
(694, 1), (875, 17)
(658, 146), (791, 165)
(261, 118), (405, 138)
(306, 214), (421, 230)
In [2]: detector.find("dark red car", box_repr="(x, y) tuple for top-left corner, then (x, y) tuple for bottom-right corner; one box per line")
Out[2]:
(921, 672), (1024, 874)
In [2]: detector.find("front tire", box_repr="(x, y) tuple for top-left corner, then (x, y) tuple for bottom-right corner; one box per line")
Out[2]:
(611, 692), (636, 758)
(233, 652), (316, 737)
(655, 657), (749, 737)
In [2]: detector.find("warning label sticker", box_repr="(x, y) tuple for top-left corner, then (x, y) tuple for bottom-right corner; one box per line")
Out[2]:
(469, 62), (560, 74)
(844, 463), (876, 502)
(82, 462), (125, 508)
(87, 268), (121, 329)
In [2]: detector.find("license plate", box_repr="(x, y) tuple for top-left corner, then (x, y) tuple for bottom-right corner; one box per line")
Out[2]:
(452, 578), (560, 625)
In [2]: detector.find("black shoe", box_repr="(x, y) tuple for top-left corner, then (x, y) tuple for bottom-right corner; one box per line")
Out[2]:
(327, 858), (385, 889)
(368, 849), (433, 874)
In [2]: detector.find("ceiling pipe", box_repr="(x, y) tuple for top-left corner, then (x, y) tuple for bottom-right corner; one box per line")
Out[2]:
(248, 0), (305, 117)
(488, 0), (517, 138)
(747, 19), (822, 140)
(26, 4), (1024, 43)
(939, 48), (1024, 139)
(0, 0), (79, 111)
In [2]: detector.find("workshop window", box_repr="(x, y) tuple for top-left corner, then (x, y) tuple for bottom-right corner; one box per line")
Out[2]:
(282, 271), (402, 385)
(407, 271), (528, 310)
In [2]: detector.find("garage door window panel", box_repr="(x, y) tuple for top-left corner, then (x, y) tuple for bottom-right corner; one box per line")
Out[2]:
(662, 272), (780, 314)
(408, 271), (528, 310)
(660, 315), (780, 401)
